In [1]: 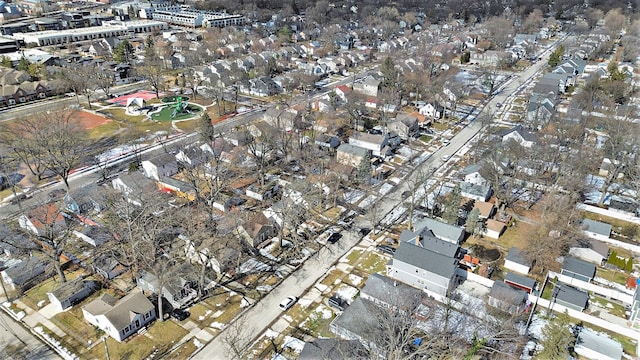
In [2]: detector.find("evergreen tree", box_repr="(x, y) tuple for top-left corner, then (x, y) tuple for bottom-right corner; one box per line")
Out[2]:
(199, 113), (215, 142)
(548, 45), (565, 67)
(442, 183), (462, 225)
(0, 56), (12, 68)
(608, 250), (618, 264)
(465, 207), (483, 237)
(113, 40), (135, 63)
(626, 258), (633, 272)
(144, 35), (156, 60)
(17, 57), (29, 72)
(357, 151), (372, 185)
(380, 56), (399, 88)
(538, 311), (575, 359)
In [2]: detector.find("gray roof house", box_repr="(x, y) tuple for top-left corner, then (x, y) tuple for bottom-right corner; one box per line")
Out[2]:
(487, 281), (528, 314)
(141, 153), (179, 181)
(629, 287), (640, 329)
(82, 290), (156, 342)
(137, 265), (198, 310)
(569, 239), (609, 265)
(500, 125), (538, 148)
(360, 273), (423, 308)
(553, 284), (589, 311)
(1, 256), (46, 291)
(329, 297), (385, 350)
(64, 183), (106, 215)
(581, 219), (612, 239)
(336, 143), (369, 168)
(561, 256), (596, 283)
(575, 327), (622, 360)
(299, 339), (369, 360)
(406, 217), (465, 244)
(47, 278), (96, 311)
(387, 236), (459, 298)
(460, 181), (492, 202)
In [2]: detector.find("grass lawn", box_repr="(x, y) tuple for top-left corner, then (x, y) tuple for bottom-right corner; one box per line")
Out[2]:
(99, 108), (172, 138)
(596, 267), (629, 286)
(22, 276), (66, 310)
(590, 295), (627, 317)
(165, 338), (197, 360)
(323, 207), (345, 222)
(302, 307), (335, 338)
(174, 119), (200, 132)
(319, 269), (345, 288)
(202, 293), (243, 325)
(355, 252), (387, 274)
(419, 135), (432, 143)
(88, 120), (122, 138)
(345, 249), (363, 265)
(432, 122), (449, 131)
(51, 307), (101, 349)
(493, 221), (535, 251)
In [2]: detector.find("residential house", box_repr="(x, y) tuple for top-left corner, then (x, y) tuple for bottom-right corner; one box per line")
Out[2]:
(353, 75), (380, 97)
(460, 181), (491, 202)
(418, 102), (444, 119)
(329, 297), (386, 349)
(500, 125), (538, 148)
(598, 158), (624, 179)
(575, 328), (623, 360)
(504, 273), (536, 294)
(470, 50), (511, 67)
(141, 153), (179, 181)
(334, 85), (351, 103)
(82, 290), (156, 342)
(388, 113), (419, 140)
(248, 76), (280, 97)
(92, 254), (126, 280)
(504, 247), (531, 274)
(410, 217), (466, 245)
(386, 236), (460, 298)
(483, 219), (506, 239)
(18, 203), (68, 236)
(487, 281), (528, 314)
(360, 273), (423, 308)
(569, 239), (609, 265)
(47, 278), (96, 311)
(336, 143), (369, 168)
(552, 284), (589, 311)
(630, 287), (640, 328)
(581, 219), (611, 240)
(314, 134), (340, 150)
(299, 339), (369, 360)
(461, 163), (489, 187)
(73, 226), (113, 247)
(1, 256), (46, 290)
(473, 201), (495, 219)
(176, 146), (211, 168)
(348, 132), (389, 157)
(245, 182), (279, 202)
(561, 256), (596, 283)
(263, 107), (301, 131)
(237, 212), (278, 248)
(157, 177), (196, 201)
(64, 184), (106, 215)
(223, 131), (253, 147)
(525, 94), (555, 127)
(137, 267), (197, 310)
(364, 97), (378, 109)
(112, 171), (157, 206)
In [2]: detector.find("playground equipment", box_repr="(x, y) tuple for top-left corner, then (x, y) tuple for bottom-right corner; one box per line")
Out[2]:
(171, 96), (188, 118)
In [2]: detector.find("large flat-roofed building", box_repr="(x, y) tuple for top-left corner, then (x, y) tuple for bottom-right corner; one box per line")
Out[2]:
(10, 20), (168, 46)
(152, 5), (245, 28)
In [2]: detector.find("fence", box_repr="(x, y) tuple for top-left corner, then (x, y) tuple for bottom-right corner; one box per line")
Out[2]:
(549, 271), (633, 304)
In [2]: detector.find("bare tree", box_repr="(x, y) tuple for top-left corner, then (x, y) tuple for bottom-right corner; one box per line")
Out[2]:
(139, 55), (166, 98)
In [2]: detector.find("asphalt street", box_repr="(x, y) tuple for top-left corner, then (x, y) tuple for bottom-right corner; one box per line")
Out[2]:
(0, 310), (60, 359)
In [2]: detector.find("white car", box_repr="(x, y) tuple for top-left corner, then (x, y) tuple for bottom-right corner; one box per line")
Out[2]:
(278, 296), (298, 311)
(441, 155), (450, 162)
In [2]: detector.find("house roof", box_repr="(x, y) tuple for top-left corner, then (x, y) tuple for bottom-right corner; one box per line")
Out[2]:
(485, 219), (506, 233)
(504, 272), (536, 290)
(562, 256), (596, 279)
(50, 278), (93, 301)
(473, 201), (494, 218)
(461, 163), (482, 175)
(393, 241), (457, 278)
(330, 297), (383, 341)
(571, 239), (609, 258)
(299, 339), (369, 360)
(576, 328), (622, 360)
(500, 125), (538, 143)
(505, 247), (530, 266)
(337, 143), (368, 157)
(581, 219), (612, 237)
(460, 181), (491, 198)
(488, 281), (527, 305)
(361, 273), (423, 305)
(84, 290), (154, 331)
(3, 256), (45, 285)
(413, 217), (465, 244)
(349, 131), (387, 146)
(554, 284), (589, 308)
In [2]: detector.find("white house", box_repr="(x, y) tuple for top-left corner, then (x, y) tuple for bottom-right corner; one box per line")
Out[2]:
(418, 102), (444, 119)
(141, 153), (179, 181)
(575, 328), (622, 360)
(348, 132), (389, 157)
(504, 247), (531, 274)
(47, 278), (96, 311)
(82, 290), (156, 342)
(483, 219), (506, 239)
(581, 219), (612, 241)
(569, 239), (609, 265)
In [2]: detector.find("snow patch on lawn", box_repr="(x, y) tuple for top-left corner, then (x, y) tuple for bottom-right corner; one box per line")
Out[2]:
(348, 274), (363, 286)
(283, 336), (305, 353)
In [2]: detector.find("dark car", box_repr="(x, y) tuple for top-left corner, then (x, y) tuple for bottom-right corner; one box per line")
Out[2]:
(359, 228), (371, 236)
(48, 189), (67, 201)
(171, 309), (190, 321)
(327, 232), (342, 244)
(328, 295), (348, 311)
(376, 245), (396, 255)
(10, 194), (28, 205)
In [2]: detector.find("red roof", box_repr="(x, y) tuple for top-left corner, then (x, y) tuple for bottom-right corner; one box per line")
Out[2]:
(336, 85), (351, 94)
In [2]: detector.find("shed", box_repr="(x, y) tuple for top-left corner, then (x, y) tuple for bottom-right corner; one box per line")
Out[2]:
(504, 272), (536, 294)
(569, 239), (609, 265)
(553, 284), (589, 311)
(48, 278), (96, 311)
(561, 256), (596, 283)
(504, 247), (531, 274)
(487, 281), (528, 314)
(581, 219), (612, 239)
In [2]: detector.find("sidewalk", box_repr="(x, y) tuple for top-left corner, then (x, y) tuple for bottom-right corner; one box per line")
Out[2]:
(14, 299), (66, 338)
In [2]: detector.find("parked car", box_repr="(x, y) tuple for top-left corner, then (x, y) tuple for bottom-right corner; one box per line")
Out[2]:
(496, 102), (502, 108)
(10, 194), (28, 205)
(278, 296), (298, 311)
(376, 245), (396, 255)
(48, 189), (67, 201)
(327, 232), (342, 244)
(170, 309), (190, 321)
(328, 295), (348, 311)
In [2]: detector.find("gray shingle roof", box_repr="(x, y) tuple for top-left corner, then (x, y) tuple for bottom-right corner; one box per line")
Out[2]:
(361, 273), (422, 305)
(413, 217), (465, 244)
(581, 219), (612, 237)
(576, 328), (622, 360)
(337, 143), (368, 157)
(504, 272), (536, 290)
(505, 247), (530, 266)
(84, 290), (154, 331)
(299, 339), (369, 360)
(393, 241), (457, 278)
(554, 284), (588, 308)
(562, 256), (596, 279)
(489, 281), (527, 304)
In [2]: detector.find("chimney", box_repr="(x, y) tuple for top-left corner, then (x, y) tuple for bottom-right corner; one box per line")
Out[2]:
(414, 235), (421, 246)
